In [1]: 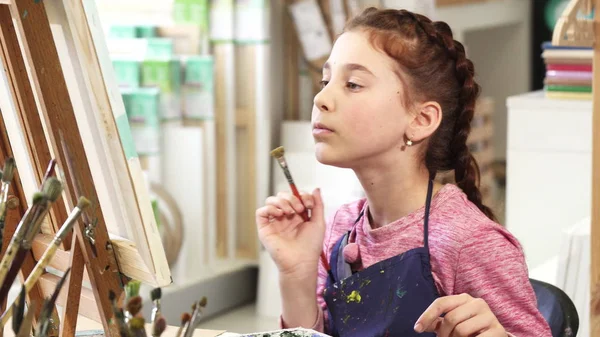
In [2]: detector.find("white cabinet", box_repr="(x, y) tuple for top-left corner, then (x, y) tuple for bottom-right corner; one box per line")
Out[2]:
(505, 90), (592, 269)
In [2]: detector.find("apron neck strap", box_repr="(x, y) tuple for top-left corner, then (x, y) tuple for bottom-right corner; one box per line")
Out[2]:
(423, 179), (434, 250)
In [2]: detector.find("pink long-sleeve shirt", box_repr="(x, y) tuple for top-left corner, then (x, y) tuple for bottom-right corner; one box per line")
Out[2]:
(282, 183), (552, 336)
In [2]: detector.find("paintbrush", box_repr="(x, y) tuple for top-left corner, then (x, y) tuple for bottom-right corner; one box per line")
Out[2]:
(16, 300), (38, 337)
(152, 316), (166, 337)
(109, 290), (130, 337)
(128, 316), (147, 337)
(183, 297), (207, 337)
(182, 301), (199, 337)
(270, 146), (331, 272)
(0, 158), (16, 252)
(150, 287), (162, 323)
(125, 295), (143, 323)
(12, 285), (26, 335)
(0, 177), (63, 304)
(174, 313), (191, 337)
(0, 196), (90, 326)
(0, 192), (46, 287)
(36, 268), (71, 337)
(270, 147), (310, 221)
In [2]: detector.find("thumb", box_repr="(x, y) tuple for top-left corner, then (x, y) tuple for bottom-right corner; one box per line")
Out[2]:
(310, 188), (325, 223)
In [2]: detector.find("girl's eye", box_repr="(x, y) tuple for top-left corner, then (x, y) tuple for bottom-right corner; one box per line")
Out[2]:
(320, 80), (329, 89)
(346, 82), (362, 90)
(347, 82), (362, 90)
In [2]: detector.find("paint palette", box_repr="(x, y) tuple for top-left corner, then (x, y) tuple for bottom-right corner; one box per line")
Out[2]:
(228, 328), (331, 337)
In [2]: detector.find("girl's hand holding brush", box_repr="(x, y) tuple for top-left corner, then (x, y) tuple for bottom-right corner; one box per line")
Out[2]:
(256, 188), (327, 329)
(256, 188), (326, 278)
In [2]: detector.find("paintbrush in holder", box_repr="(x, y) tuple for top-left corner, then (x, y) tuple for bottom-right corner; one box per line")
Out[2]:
(36, 268), (71, 337)
(0, 177), (64, 304)
(0, 196), (89, 325)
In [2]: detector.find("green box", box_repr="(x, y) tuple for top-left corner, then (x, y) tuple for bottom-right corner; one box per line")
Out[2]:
(145, 38), (174, 59)
(173, 0), (209, 29)
(136, 25), (156, 38)
(109, 25), (137, 38)
(140, 59), (181, 94)
(112, 58), (140, 88)
(184, 55), (213, 87)
(121, 87), (162, 155)
(182, 56), (214, 119)
(121, 87), (161, 126)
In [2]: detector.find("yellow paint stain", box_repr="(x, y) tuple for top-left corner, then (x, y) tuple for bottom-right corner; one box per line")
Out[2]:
(346, 290), (362, 303)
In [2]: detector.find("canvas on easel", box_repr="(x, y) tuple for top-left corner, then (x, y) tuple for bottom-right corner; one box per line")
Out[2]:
(0, 0), (171, 335)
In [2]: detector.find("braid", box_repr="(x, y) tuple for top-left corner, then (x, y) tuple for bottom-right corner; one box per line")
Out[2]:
(404, 11), (497, 221)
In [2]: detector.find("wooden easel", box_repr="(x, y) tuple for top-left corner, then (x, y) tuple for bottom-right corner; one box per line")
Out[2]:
(552, 0), (599, 334)
(0, 0), (125, 336)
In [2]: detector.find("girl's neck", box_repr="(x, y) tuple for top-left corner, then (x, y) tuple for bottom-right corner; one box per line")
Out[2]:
(354, 162), (438, 229)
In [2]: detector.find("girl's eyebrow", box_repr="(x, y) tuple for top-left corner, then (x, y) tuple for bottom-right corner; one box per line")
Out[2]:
(322, 62), (375, 76)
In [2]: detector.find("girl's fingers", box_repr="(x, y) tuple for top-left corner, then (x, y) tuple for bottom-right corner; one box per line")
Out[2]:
(256, 205), (285, 223)
(277, 192), (306, 214)
(265, 196), (296, 215)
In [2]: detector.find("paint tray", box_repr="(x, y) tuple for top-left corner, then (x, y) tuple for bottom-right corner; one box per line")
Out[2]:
(222, 328), (331, 336)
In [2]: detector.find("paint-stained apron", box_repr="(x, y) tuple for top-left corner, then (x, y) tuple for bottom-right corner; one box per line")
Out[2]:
(323, 180), (439, 337)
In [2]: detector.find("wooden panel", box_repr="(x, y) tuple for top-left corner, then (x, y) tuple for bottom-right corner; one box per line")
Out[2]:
(38, 273), (101, 323)
(235, 45), (258, 259)
(7, 1), (122, 334)
(213, 44), (236, 259)
(590, 1), (600, 334)
(31, 234), (91, 284)
(284, 11), (300, 120)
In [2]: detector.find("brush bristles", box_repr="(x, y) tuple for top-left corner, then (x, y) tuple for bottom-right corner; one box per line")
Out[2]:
(153, 316), (166, 336)
(32, 192), (45, 205)
(269, 146), (285, 159)
(126, 296), (143, 316)
(2, 158), (15, 183)
(151, 287), (162, 301)
(0, 171), (3, 181)
(199, 297), (207, 308)
(129, 317), (145, 329)
(41, 177), (63, 202)
(77, 196), (91, 210)
(181, 313), (191, 325)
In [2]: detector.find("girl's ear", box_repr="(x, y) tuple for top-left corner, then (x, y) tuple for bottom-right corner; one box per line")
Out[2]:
(406, 101), (442, 142)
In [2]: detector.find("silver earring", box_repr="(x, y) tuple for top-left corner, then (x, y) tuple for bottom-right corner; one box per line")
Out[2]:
(406, 139), (413, 146)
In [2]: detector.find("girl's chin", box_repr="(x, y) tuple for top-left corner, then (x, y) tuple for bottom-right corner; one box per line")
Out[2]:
(314, 144), (352, 168)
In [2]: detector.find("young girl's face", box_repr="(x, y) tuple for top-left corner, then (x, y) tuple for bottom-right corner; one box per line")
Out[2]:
(312, 30), (412, 169)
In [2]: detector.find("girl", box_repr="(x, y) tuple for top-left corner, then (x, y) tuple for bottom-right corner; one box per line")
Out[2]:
(256, 7), (551, 337)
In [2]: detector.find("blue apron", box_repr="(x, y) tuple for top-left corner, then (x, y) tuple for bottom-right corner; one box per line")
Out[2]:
(323, 180), (439, 337)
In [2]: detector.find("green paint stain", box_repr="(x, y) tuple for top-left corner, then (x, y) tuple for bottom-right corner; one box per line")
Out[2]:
(380, 270), (385, 274)
(22, 10), (28, 19)
(360, 279), (372, 288)
(34, 0), (42, 3)
(346, 290), (362, 303)
(343, 315), (351, 324)
(396, 288), (407, 299)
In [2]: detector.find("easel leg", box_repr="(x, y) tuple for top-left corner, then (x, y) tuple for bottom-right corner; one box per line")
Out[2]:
(60, 234), (84, 337)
